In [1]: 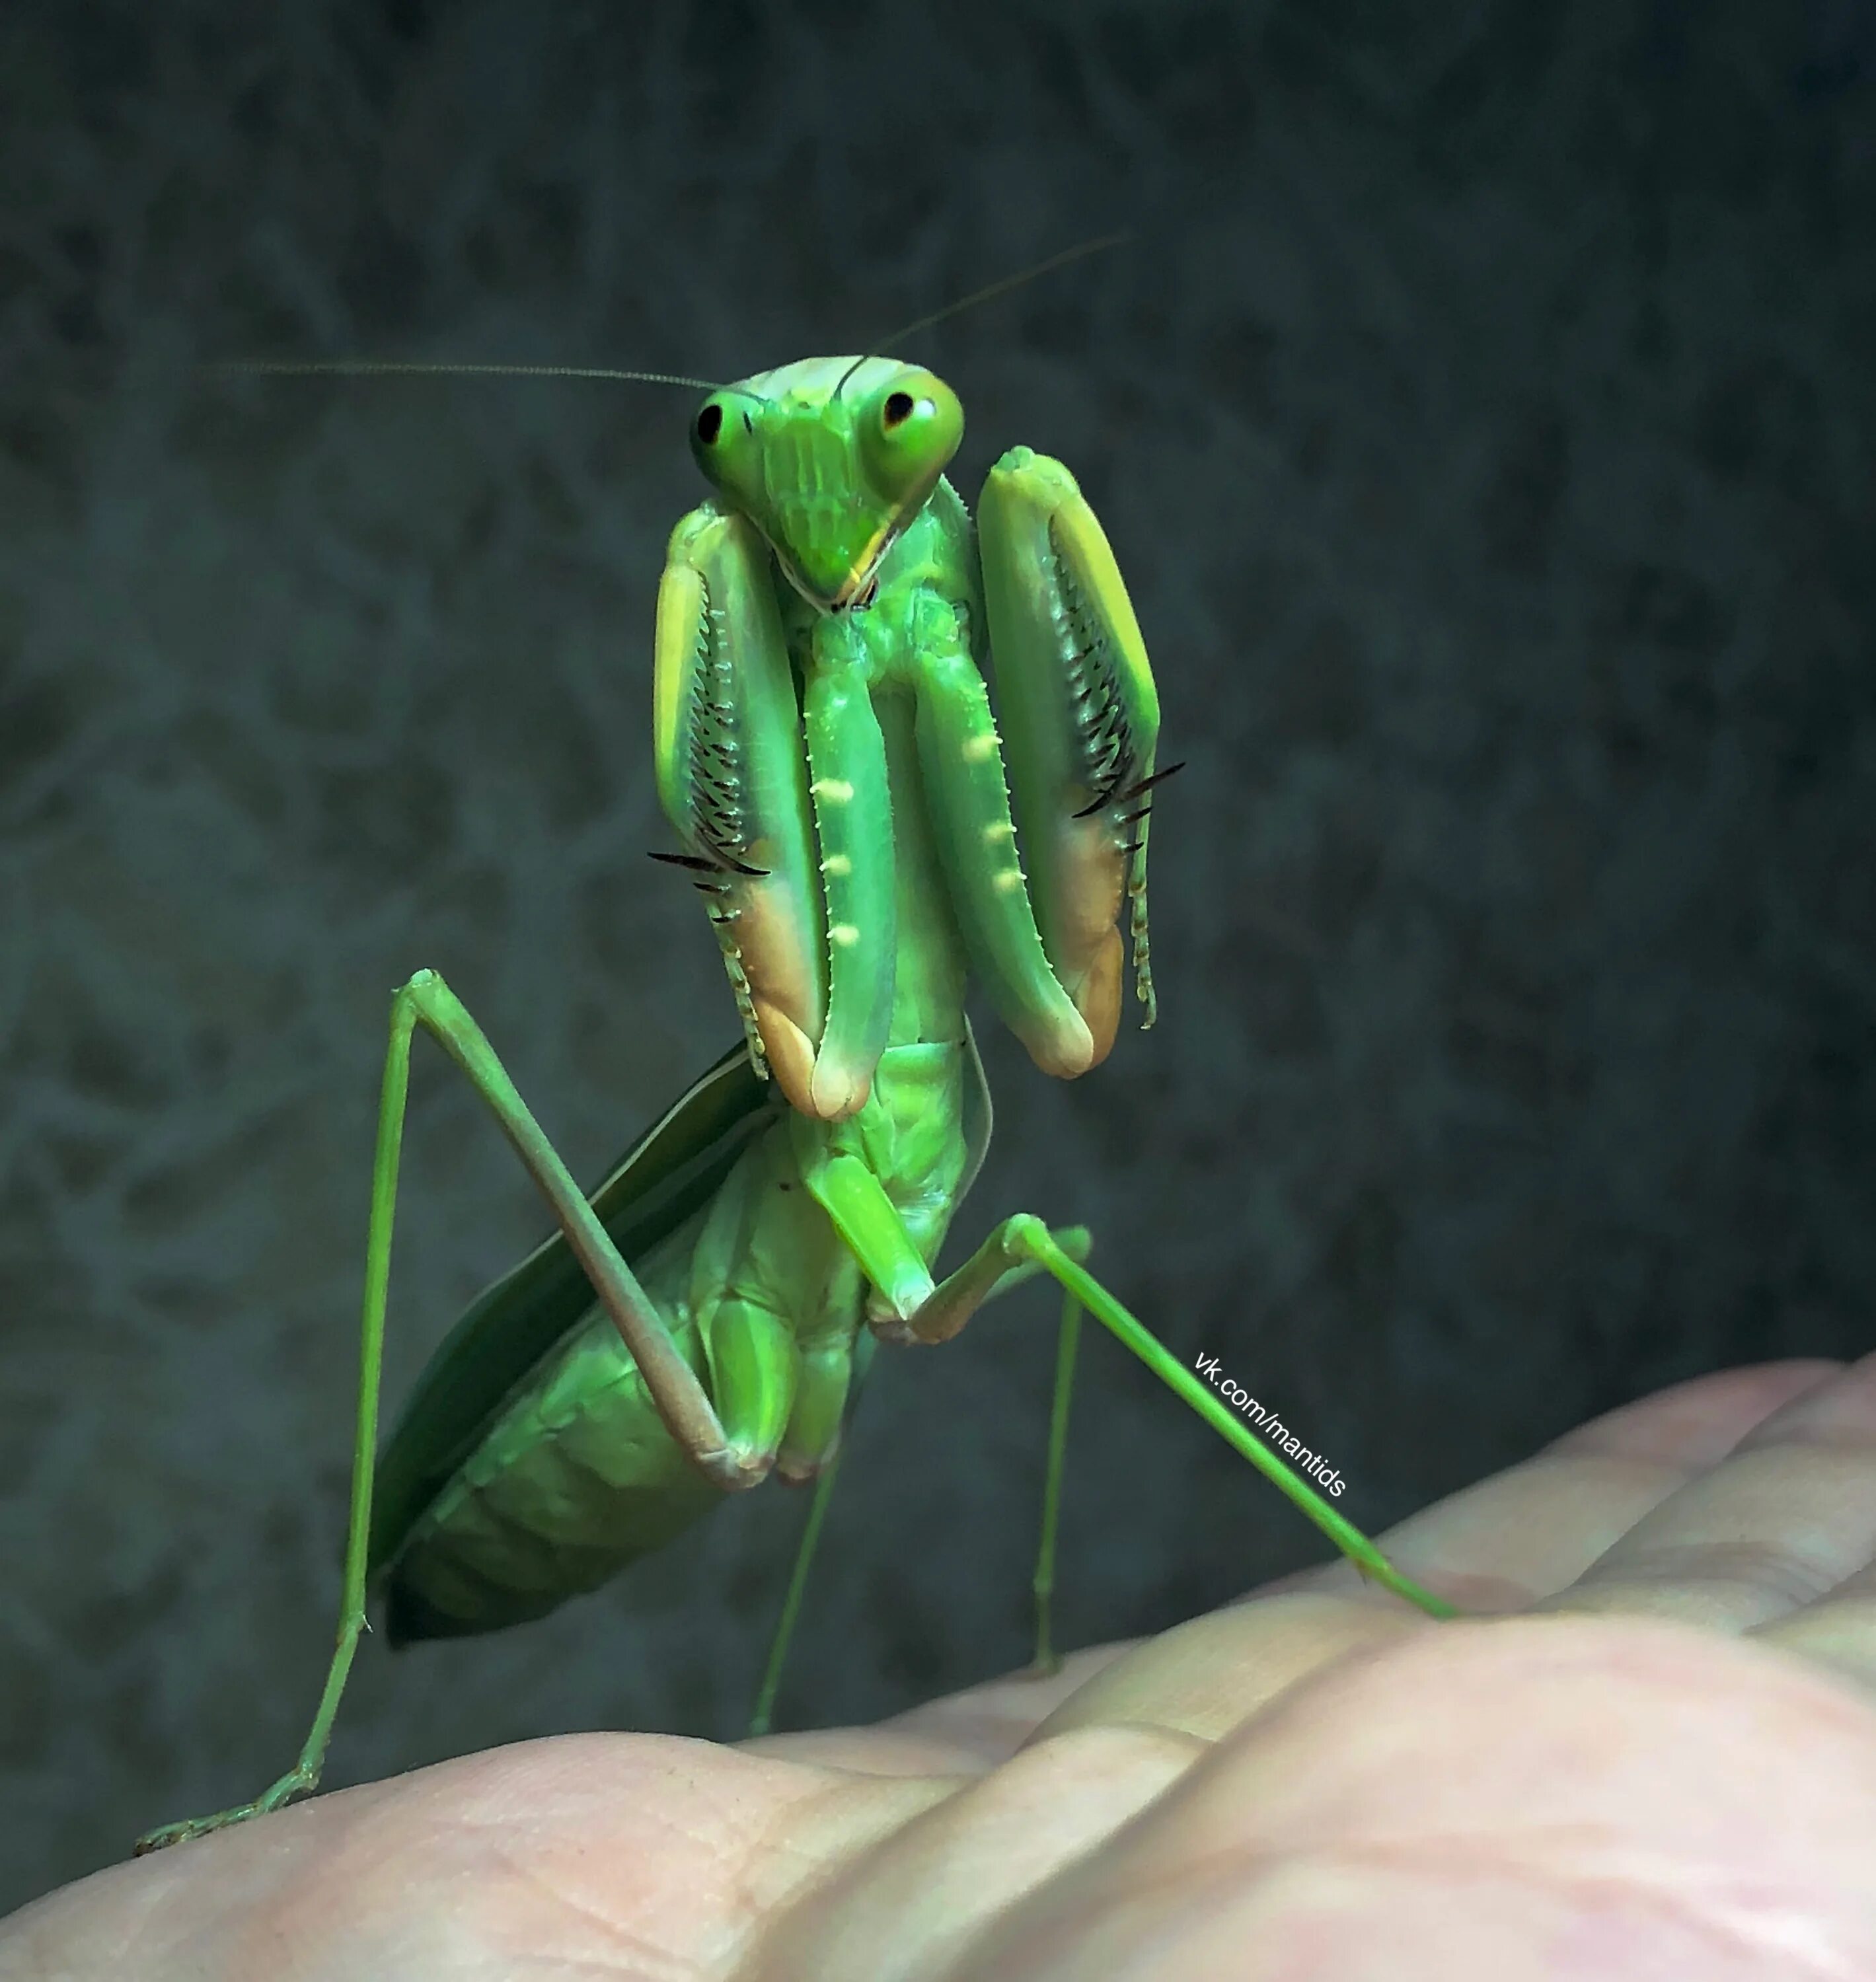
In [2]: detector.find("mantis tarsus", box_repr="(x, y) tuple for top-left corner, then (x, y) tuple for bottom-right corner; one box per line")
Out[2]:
(136, 341), (1454, 1855)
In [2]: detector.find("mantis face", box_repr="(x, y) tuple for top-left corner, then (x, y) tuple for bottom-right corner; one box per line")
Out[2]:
(688, 356), (964, 610)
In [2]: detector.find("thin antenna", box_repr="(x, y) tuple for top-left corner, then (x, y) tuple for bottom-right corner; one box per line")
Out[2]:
(211, 226), (1138, 406)
(210, 225), (1139, 408)
(833, 227), (1134, 399)
(874, 228), (1133, 353)
(204, 359), (725, 391)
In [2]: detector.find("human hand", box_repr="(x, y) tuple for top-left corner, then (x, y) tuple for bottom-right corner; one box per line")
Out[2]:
(7, 1356), (1876, 1979)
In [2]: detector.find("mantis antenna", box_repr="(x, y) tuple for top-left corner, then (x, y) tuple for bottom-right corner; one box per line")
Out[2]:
(831, 228), (1135, 401)
(202, 357), (773, 406)
(209, 229), (1137, 404)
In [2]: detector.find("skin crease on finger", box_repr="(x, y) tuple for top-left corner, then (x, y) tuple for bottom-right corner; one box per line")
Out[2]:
(7, 1358), (1873, 1981)
(722, 1356), (1876, 1974)
(0, 1737), (952, 1979)
(14, 1617), (1875, 1982)
(925, 1619), (1876, 1982)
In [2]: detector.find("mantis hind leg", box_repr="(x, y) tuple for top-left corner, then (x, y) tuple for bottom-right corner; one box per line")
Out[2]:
(746, 1313), (876, 1737)
(744, 1280), (1080, 1733)
(747, 1441), (846, 1740)
(1030, 1288), (1081, 1675)
(136, 969), (752, 1854)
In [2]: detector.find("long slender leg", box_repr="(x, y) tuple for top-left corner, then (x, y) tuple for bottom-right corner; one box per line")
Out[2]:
(929, 1218), (1457, 1619)
(137, 969), (753, 1853)
(746, 1247), (1086, 1725)
(800, 1151), (1454, 1621)
(137, 985), (424, 1851)
(747, 1330), (875, 1737)
(1030, 1289), (1082, 1674)
(400, 971), (748, 1481)
(747, 1453), (843, 1740)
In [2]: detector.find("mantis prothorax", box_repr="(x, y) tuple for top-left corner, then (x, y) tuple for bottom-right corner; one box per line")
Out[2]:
(136, 340), (1454, 1854)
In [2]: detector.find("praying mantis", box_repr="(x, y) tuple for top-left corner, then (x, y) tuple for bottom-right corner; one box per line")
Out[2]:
(135, 338), (1454, 1855)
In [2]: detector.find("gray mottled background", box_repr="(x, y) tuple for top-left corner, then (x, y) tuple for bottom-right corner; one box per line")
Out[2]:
(2, 0), (1871, 1916)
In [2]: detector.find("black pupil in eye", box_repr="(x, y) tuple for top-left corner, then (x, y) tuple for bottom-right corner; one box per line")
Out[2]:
(696, 403), (724, 445)
(883, 390), (915, 429)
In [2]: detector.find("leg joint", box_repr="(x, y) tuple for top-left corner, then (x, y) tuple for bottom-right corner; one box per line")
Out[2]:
(1004, 1212), (1051, 1263)
(697, 1444), (776, 1493)
(393, 966), (447, 1013)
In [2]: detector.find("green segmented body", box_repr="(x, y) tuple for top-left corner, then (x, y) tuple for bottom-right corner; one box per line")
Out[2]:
(137, 344), (1468, 1861)
(375, 667), (986, 1634)
(380, 1043), (979, 1638)
(369, 367), (1158, 1639)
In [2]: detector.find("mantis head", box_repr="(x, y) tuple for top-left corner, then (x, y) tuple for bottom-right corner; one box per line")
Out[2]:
(689, 356), (964, 612)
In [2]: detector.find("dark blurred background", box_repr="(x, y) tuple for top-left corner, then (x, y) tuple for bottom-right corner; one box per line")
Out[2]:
(2, 0), (1871, 1915)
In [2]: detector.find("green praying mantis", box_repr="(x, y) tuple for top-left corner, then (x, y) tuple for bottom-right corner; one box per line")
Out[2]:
(135, 330), (1456, 1856)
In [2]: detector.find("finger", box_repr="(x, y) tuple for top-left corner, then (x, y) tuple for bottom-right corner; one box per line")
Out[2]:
(1734, 1348), (1876, 1457)
(779, 1360), (1867, 1773)
(1552, 1352), (1876, 1638)
(1294, 1361), (1844, 1616)
(1023, 1591), (1427, 1745)
(746, 1641), (1138, 1775)
(942, 1619), (1876, 1982)
(750, 1724), (1205, 1982)
(0, 1734), (938, 1982)
(1743, 1354), (1876, 1685)
(1008, 1362), (1863, 1748)
(1547, 1358), (1842, 1467)
(1757, 1558), (1876, 1693)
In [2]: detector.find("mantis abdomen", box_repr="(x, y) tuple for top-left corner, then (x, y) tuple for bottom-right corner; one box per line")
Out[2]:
(377, 1210), (722, 1642)
(375, 1043), (976, 1642)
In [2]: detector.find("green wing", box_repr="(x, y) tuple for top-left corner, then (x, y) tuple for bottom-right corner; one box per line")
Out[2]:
(366, 1046), (784, 1582)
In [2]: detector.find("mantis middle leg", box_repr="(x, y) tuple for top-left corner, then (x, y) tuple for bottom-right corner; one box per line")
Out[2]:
(746, 1270), (1086, 1736)
(802, 1151), (1456, 1622)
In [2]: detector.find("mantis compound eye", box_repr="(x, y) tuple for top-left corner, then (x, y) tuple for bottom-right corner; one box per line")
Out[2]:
(695, 402), (724, 445)
(858, 369), (963, 503)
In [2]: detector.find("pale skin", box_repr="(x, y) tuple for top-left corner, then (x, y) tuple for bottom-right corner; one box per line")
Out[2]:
(9, 1353), (1876, 1977)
